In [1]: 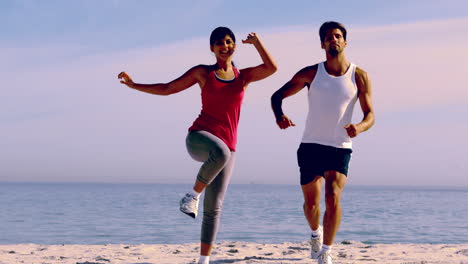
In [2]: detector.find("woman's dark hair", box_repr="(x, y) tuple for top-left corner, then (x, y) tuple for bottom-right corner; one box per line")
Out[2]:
(210, 27), (236, 46)
(319, 21), (347, 43)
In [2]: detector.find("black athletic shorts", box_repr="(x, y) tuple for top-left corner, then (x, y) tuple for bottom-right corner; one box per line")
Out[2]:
(297, 143), (352, 185)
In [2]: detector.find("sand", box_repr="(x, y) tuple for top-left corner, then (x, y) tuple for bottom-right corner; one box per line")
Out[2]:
(1, 241), (468, 264)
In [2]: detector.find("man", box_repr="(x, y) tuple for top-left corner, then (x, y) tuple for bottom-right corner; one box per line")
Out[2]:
(271, 21), (375, 264)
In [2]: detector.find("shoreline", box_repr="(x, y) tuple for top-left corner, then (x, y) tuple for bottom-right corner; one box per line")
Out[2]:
(1, 241), (468, 264)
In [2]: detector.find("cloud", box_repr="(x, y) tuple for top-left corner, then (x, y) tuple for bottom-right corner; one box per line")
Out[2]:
(2, 18), (467, 185)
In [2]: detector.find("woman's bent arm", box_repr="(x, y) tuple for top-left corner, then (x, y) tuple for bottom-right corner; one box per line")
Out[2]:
(240, 33), (277, 85)
(118, 65), (207, 95)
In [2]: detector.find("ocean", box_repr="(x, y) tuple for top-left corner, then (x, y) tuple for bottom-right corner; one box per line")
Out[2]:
(0, 183), (467, 245)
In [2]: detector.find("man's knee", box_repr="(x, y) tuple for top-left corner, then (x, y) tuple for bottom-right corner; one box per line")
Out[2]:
(303, 189), (321, 213)
(301, 177), (323, 212)
(324, 171), (346, 208)
(304, 198), (320, 212)
(325, 185), (343, 209)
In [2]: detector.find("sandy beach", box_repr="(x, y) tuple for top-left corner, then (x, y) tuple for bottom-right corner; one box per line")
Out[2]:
(1, 241), (468, 264)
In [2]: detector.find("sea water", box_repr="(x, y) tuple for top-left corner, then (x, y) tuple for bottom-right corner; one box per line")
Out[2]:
(0, 183), (466, 245)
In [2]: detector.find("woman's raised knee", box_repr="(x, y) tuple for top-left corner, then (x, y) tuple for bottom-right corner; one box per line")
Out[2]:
(210, 145), (231, 164)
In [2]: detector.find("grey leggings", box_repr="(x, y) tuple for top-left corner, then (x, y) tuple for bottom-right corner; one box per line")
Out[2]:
(186, 130), (236, 244)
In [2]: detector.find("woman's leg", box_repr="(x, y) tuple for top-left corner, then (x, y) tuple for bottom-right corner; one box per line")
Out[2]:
(180, 131), (232, 218)
(186, 131), (232, 186)
(200, 152), (236, 256)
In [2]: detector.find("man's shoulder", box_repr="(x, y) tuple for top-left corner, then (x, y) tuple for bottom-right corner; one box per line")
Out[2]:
(297, 63), (319, 76)
(354, 66), (368, 77)
(292, 64), (320, 87)
(304, 63), (320, 72)
(353, 66), (371, 89)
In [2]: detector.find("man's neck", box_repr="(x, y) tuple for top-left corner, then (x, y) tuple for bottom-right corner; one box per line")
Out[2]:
(324, 54), (349, 77)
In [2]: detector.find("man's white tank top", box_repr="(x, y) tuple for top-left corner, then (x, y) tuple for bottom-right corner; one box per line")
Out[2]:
(302, 62), (358, 149)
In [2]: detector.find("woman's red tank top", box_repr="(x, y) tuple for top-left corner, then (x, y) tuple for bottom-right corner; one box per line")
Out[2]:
(189, 67), (244, 151)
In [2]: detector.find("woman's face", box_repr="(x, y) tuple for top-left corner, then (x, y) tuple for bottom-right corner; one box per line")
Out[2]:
(211, 34), (236, 60)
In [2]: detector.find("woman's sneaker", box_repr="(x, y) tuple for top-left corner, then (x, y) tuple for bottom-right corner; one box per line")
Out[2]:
(179, 193), (199, 218)
(310, 225), (323, 259)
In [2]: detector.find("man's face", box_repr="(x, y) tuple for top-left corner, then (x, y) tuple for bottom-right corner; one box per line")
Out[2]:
(321, 28), (347, 57)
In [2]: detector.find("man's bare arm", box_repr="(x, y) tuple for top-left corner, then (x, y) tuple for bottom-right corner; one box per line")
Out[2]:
(271, 65), (317, 129)
(344, 67), (375, 137)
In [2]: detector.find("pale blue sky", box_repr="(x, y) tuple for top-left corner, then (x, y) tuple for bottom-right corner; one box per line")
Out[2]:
(3, 0), (468, 49)
(1, 1), (467, 186)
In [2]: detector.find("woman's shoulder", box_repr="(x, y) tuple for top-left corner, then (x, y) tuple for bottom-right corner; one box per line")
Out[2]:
(186, 65), (213, 80)
(190, 64), (212, 73)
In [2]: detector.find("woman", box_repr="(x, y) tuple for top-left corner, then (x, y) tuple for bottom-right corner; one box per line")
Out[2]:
(118, 27), (277, 264)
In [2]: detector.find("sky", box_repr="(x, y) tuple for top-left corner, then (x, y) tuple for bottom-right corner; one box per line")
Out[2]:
(1, 0), (467, 187)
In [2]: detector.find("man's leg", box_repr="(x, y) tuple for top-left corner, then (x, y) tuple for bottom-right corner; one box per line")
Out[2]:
(301, 176), (324, 259)
(301, 176), (323, 231)
(322, 170), (347, 246)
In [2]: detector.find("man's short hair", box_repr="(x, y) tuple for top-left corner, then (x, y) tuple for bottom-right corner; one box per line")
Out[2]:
(319, 21), (347, 42)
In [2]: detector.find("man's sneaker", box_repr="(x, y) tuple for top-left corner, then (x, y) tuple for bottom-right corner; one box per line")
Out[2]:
(198, 257), (209, 264)
(179, 193), (199, 218)
(310, 226), (323, 259)
(318, 250), (333, 264)
(198, 260), (209, 264)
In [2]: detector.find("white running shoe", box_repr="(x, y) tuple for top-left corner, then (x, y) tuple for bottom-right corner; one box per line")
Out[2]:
(318, 250), (333, 264)
(198, 257), (209, 264)
(179, 193), (199, 218)
(310, 225), (323, 259)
